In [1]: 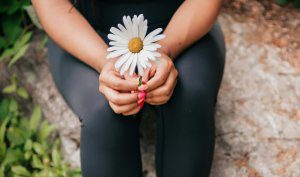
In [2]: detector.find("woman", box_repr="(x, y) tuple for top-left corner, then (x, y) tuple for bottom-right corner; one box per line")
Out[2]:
(32, 0), (226, 176)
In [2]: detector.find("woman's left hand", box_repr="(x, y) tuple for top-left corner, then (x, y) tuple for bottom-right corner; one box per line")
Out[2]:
(144, 52), (178, 105)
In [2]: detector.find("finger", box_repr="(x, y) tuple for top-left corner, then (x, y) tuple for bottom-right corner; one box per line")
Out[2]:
(103, 72), (138, 91)
(146, 66), (170, 92)
(100, 85), (138, 105)
(145, 95), (169, 105)
(142, 68), (151, 83)
(109, 101), (139, 114)
(122, 105), (140, 116)
(145, 79), (177, 105)
(147, 70), (177, 98)
(124, 71), (139, 83)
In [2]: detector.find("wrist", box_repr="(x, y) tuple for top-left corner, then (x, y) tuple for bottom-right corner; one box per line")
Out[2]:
(95, 48), (109, 73)
(157, 35), (175, 60)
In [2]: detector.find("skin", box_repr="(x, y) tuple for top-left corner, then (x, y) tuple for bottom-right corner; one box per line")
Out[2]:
(31, 0), (222, 116)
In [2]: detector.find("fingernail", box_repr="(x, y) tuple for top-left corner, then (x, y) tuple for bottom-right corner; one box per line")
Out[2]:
(138, 97), (145, 104)
(138, 84), (148, 91)
(138, 92), (146, 99)
(131, 90), (135, 94)
(139, 102), (144, 109)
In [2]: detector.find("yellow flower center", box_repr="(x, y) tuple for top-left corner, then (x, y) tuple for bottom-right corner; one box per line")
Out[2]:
(128, 37), (143, 53)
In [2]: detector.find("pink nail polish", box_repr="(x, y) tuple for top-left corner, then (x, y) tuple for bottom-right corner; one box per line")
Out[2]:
(138, 97), (145, 104)
(139, 102), (144, 109)
(138, 92), (146, 99)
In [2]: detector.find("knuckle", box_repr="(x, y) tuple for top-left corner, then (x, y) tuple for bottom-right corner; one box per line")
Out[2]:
(174, 69), (178, 77)
(112, 80), (121, 89)
(99, 74), (105, 83)
(161, 87), (169, 94)
(99, 86), (103, 93)
(113, 108), (122, 114)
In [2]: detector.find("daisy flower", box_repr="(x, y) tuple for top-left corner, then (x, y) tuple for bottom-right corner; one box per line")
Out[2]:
(106, 14), (165, 76)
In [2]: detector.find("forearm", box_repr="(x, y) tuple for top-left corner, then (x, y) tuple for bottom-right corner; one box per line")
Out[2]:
(159, 0), (222, 59)
(32, 0), (108, 73)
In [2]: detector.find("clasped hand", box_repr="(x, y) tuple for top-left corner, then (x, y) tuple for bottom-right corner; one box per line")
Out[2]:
(99, 52), (178, 116)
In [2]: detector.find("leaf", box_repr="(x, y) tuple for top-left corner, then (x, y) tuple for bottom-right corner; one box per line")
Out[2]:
(0, 48), (14, 61)
(0, 168), (4, 177)
(33, 142), (44, 155)
(0, 143), (6, 159)
(13, 32), (32, 50)
(2, 14), (23, 46)
(51, 149), (61, 167)
(30, 105), (42, 132)
(2, 149), (23, 167)
(38, 120), (55, 142)
(24, 139), (32, 151)
(32, 154), (44, 169)
(9, 99), (18, 113)
(2, 84), (16, 94)
(0, 99), (9, 121)
(11, 166), (31, 176)
(17, 87), (29, 99)
(0, 37), (6, 49)
(24, 5), (43, 30)
(24, 151), (32, 160)
(0, 116), (10, 143)
(6, 127), (27, 147)
(8, 43), (30, 67)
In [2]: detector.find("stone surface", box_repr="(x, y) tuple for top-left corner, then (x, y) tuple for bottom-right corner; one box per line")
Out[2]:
(0, 2), (299, 176)
(212, 14), (300, 177)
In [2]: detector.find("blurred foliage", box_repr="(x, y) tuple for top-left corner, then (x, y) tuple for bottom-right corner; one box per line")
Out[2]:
(0, 76), (82, 177)
(276, 0), (300, 7)
(0, 0), (33, 67)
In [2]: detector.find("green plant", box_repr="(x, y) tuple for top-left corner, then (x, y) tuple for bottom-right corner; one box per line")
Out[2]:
(0, 0), (34, 67)
(275, 0), (300, 7)
(0, 76), (82, 177)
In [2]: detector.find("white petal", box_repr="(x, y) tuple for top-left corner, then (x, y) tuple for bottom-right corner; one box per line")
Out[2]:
(123, 54), (134, 72)
(106, 49), (128, 59)
(132, 15), (138, 37)
(107, 34), (128, 44)
(123, 16), (132, 38)
(144, 34), (165, 45)
(115, 52), (131, 69)
(140, 50), (156, 60)
(129, 53), (138, 76)
(145, 61), (152, 67)
(137, 59), (144, 76)
(139, 50), (148, 61)
(140, 20), (148, 40)
(109, 41), (127, 46)
(143, 28), (163, 43)
(126, 16), (134, 38)
(144, 43), (161, 51)
(107, 46), (127, 52)
(137, 14), (144, 37)
(138, 57), (147, 69)
(110, 27), (129, 40)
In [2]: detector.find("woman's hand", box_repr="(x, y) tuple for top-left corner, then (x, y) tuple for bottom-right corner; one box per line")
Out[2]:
(99, 58), (141, 116)
(144, 52), (178, 105)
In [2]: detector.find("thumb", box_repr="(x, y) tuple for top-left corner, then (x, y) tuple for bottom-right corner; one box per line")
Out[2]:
(142, 68), (151, 83)
(124, 70), (139, 83)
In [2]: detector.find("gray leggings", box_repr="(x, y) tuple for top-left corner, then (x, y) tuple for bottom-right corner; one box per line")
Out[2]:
(47, 2), (226, 175)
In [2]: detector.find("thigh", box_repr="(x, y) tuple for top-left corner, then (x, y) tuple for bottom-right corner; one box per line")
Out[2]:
(47, 39), (143, 177)
(157, 22), (226, 177)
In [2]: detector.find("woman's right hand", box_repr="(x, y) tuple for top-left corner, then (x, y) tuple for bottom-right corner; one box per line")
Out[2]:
(98, 58), (141, 116)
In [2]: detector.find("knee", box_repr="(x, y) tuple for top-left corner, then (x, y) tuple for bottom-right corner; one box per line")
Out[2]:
(175, 79), (216, 109)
